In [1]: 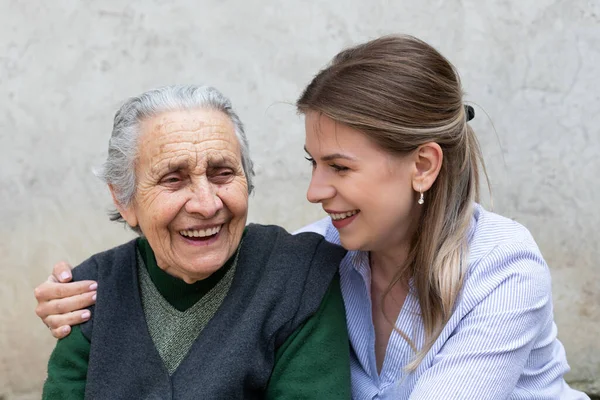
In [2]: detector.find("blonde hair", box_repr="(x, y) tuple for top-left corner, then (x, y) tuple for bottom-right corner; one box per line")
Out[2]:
(296, 35), (485, 370)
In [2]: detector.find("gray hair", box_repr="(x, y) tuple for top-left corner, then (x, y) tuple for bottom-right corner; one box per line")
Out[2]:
(95, 84), (255, 229)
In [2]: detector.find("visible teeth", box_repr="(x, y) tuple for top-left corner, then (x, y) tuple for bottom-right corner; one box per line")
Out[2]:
(180, 226), (221, 238)
(329, 210), (358, 221)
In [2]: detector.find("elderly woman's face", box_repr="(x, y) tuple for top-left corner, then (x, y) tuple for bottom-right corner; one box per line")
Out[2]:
(116, 108), (249, 283)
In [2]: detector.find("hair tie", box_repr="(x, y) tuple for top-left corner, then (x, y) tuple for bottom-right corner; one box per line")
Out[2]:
(465, 105), (475, 122)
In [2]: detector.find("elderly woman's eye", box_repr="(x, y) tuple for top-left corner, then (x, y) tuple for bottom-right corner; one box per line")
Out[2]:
(161, 175), (182, 184)
(210, 168), (235, 183)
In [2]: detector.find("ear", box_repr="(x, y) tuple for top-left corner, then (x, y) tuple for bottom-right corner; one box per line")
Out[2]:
(412, 142), (443, 192)
(108, 185), (138, 228)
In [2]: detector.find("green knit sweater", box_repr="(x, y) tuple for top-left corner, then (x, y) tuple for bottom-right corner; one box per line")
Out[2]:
(43, 238), (351, 399)
(137, 237), (241, 374)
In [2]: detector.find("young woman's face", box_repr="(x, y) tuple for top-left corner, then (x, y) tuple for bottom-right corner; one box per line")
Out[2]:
(304, 112), (419, 252)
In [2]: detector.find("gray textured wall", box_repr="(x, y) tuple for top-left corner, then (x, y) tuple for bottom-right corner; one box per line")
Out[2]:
(1, 0), (598, 398)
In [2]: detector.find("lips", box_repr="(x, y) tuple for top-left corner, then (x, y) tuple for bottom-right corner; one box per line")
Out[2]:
(325, 209), (360, 229)
(179, 224), (223, 242)
(327, 209), (359, 221)
(179, 225), (221, 238)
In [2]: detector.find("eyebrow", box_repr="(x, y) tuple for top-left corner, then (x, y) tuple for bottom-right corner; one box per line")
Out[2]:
(157, 160), (189, 175)
(304, 146), (357, 162)
(207, 154), (238, 167)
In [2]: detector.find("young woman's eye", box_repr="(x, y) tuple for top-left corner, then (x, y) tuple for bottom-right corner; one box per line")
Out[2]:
(304, 156), (316, 167)
(330, 164), (349, 172)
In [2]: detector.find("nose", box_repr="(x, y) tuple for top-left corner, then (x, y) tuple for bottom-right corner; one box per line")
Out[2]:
(306, 170), (336, 204)
(185, 178), (224, 218)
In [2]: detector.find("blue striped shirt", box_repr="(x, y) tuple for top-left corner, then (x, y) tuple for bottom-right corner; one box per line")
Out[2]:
(297, 204), (588, 399)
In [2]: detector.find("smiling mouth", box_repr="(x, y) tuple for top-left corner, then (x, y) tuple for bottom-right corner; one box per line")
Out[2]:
(328, 210), (360, 221)
(179, 225), (222, 241)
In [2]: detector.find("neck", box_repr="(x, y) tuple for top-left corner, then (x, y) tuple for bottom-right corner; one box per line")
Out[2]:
(370, 210), (422, 283)
(369, 241), (411, 286)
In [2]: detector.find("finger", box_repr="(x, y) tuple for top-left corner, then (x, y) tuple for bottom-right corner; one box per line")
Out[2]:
(45, 308), (92, 330)
(52, 261), (74, 283)
(47, 275), (58, 283)
(50, 325), (72, 339)
(36, 289), (97, 319)
(34, 280), (97, 303)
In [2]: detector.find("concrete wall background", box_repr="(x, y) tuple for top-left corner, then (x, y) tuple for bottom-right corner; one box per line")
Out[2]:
(1, 0), (598, 398)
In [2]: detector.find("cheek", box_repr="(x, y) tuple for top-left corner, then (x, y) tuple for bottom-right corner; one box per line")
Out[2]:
(380, 187), (413, 223)
(221, 181), (249, 218)
(361, 177), (412, 218)
(229, 192), (249, 218)
(142, 193), (187, 228)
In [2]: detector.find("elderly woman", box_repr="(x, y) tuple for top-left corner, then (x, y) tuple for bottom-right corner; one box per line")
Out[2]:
(41, 85), (350, 399)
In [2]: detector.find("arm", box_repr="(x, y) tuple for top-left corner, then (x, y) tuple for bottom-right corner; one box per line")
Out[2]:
(265, 274), (351, 399)
(42, 325), (90, 399)
(34, 262), (97, 338)
(409, 244), (561, 400)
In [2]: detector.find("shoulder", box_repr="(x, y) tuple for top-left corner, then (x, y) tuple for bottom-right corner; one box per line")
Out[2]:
(468, 205), (546, 269)
(244, 224), (346, 343)
(71, 239), (138, 283)
(71, 239), (139, 339)
(246, 223), (345, 264)
(294, 217), (330, 236)
(293, 217), (341, 246)
(468, 205), (539, 260)
(461, 205), (551, 308)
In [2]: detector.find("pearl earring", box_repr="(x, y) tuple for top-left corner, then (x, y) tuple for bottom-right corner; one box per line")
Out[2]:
(418, 185), (424, 205)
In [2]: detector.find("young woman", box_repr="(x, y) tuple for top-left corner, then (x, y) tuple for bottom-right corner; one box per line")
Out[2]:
(35, 35), (588, 399)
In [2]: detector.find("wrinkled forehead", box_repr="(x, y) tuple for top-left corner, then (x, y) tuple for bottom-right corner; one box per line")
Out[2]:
(137, 109), (242, 167)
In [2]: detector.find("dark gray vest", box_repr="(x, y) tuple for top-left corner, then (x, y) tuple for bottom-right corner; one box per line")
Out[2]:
(72, 224), (346, 400)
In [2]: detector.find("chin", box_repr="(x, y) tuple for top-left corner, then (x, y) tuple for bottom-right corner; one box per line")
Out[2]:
(175, 258), (224, 281)
(179, 268), (218, 283)
(338, 237), (363, 252)
(198, 263), (225, 277)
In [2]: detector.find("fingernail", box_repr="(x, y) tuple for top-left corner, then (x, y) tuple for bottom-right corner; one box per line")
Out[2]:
(81, 311), (91, 320)
(60, 272), (70, 281)
(92, 294), (97, 301)
(89, 283), (98, 290)
(62, 326), (70, 334)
